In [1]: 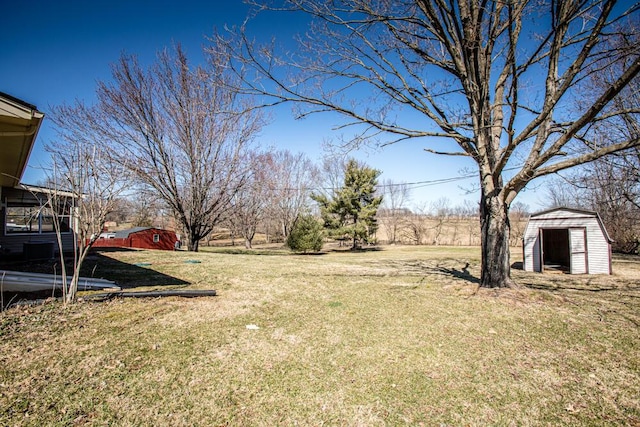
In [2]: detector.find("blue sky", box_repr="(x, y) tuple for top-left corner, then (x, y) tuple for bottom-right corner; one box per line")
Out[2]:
(1, 0), (546, 211)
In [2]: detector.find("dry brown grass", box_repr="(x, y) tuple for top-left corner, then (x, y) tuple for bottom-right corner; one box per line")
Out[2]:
(0, 245), (638, 426)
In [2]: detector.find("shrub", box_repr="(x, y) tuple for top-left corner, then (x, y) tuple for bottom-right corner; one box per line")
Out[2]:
(287, 214), (324, 253)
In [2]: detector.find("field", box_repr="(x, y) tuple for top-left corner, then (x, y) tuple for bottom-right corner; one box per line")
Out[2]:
(1, 245), (639, 426)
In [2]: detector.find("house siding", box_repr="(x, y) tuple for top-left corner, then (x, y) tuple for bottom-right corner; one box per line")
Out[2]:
(523, 208), (611, 275)
(1, 207), (76, 257)
(0, 232), (75, 256)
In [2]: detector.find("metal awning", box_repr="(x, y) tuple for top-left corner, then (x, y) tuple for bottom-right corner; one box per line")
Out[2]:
(0, 92), (44, 188)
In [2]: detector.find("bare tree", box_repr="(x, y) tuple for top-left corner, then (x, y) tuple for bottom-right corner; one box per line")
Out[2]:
(451, 199), (481, 246)
(588, 159), (640, 253)
(317, 155), (349, 200)
(126, 190), (166, 228)
(45, 135), (129, 303)
(548, 156), (640, 253)
(429, 197), (451, 246)
(613, 148), (640, 210)
(228, 151), (272, 249)
(547, 29), (640, 253)
(546, 177), (583, 209)
(266, 150), (320, 240)
(378, 179), (412, 244)
(221, 0), (640, 287)
(402, 203), (429, 245)
(59, 44), (264, 251)
(509, 202), (530, 247)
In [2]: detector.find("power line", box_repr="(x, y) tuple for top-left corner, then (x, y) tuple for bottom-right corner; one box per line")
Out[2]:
(267, 164), (527, 193)
(375, 164), (526, 191)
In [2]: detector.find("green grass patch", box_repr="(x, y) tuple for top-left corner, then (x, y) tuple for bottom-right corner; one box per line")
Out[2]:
(1, 246), (638, 425)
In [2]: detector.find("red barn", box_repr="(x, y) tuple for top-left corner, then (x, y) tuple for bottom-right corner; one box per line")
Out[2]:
(92, 227), (180, 251)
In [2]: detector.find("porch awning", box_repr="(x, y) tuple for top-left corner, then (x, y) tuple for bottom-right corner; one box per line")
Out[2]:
(0, 91), (44, 188)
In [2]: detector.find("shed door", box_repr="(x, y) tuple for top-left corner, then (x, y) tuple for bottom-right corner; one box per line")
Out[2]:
(569, 228), (587, 274)
(541, 228), (570, 272)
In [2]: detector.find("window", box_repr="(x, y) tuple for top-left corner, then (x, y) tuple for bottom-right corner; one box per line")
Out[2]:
(153, 234), (160, 243)
(5, 206), (72, 234)
(5, 207), (38, 233)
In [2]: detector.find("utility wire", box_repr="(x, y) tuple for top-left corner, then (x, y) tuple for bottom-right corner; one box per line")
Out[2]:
(264, 164), (529, 193)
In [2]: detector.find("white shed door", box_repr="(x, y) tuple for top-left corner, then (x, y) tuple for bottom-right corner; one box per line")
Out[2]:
(570, 228), (587, 274)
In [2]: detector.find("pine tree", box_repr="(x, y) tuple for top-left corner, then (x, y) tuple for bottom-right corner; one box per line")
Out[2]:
(286, 214), (324, 253)
(313, 160), (382, 249)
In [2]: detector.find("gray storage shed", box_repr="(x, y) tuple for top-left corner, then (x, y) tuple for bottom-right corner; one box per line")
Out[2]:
(523, 207), (612, 275)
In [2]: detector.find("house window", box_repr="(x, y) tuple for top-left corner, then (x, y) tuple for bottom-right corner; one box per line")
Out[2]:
(153, 234), (160, 243)
(5, 206), (71, 234)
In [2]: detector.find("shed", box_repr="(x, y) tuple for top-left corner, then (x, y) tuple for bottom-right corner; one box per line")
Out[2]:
(523, 207), (612, 275)
(92, 227), (179, 251)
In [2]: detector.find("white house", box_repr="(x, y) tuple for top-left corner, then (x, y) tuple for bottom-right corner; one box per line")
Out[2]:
(523, 207), (612, 275)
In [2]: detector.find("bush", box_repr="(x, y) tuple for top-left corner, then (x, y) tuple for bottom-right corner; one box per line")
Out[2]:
(287, 214), (324, 253)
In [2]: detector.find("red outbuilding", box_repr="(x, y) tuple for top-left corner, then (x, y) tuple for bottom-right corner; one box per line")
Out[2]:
(92, 227), (180, 251)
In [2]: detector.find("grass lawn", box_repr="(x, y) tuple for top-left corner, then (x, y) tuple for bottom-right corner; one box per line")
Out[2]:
(1, 245), (638, 426)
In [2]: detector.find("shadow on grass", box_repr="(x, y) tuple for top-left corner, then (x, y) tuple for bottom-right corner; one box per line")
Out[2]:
(327, 246), (384, 253)
(204, 243), (383, 256)
(522, 281), (620, 293)
(377, 258), (481, 285)
(510, 261), (616, 293)
(291, 252), (328, 256)
(1, 248), (190, 307)
(428, 262), (481, 285)
(204, 247), (332, 256)
(202, 247), (293, 256)
(83, 248), (190, 289)
(515, 269), (640, 294)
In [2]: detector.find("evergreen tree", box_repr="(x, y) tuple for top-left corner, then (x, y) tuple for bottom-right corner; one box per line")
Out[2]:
(313, 160), (382, 249)
(286, 214), (324, 253)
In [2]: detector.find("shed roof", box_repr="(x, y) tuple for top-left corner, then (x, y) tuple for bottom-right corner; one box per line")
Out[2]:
(113, 227), (176, 239)
(530, 206), (599, 218)
(113, 227), (153, 238)
(527, 206), (613, 243)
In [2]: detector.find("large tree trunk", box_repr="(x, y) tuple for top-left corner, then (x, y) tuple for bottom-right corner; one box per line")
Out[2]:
(185, 226), (200, 252)
(479, 192), (515, 288)
(186, 238), (200, 252)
